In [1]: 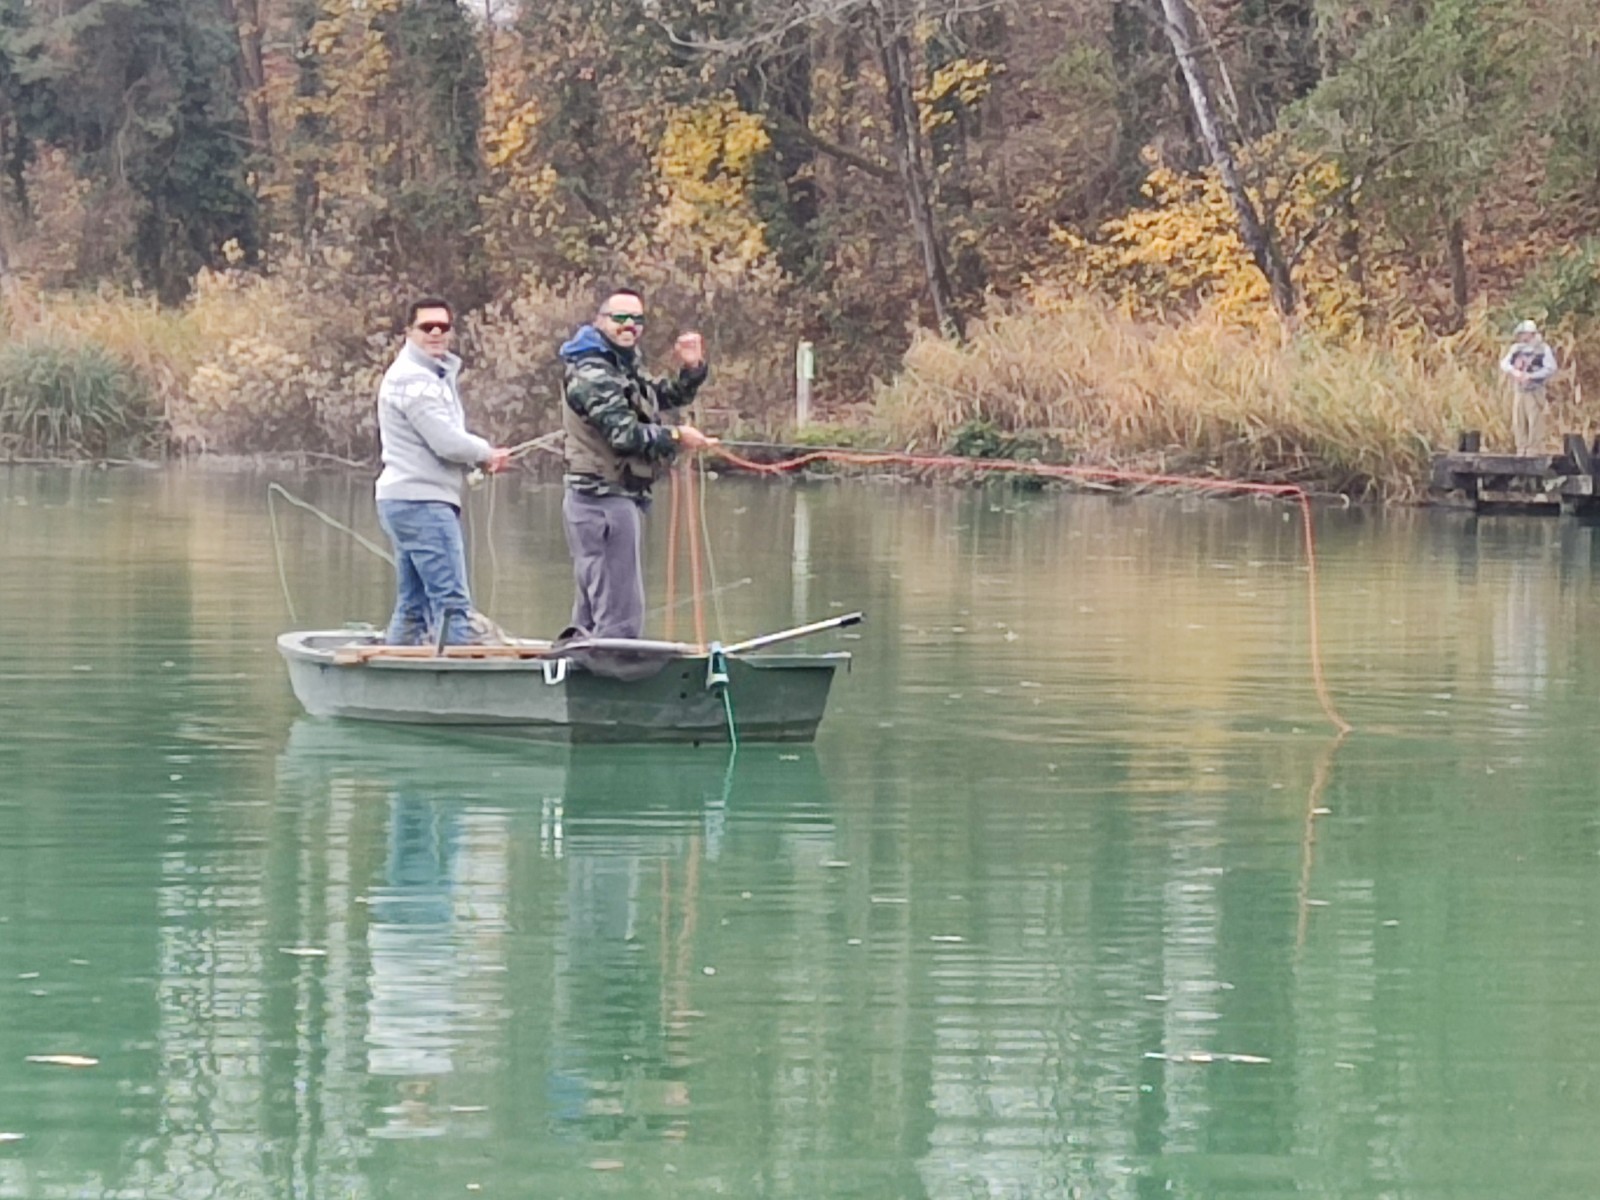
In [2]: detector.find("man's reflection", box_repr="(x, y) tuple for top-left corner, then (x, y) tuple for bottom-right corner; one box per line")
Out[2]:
(366, 791), (509, 1139)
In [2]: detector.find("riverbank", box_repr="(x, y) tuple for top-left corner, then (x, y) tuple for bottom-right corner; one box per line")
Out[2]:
(0, 280), (1578, 502)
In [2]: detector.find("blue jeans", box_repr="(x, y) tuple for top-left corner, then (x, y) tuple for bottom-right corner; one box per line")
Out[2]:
(377, 499), (476, 645)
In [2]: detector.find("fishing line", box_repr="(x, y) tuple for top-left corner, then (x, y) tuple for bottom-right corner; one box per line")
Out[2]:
(267, 482), (394, 623)
(696, 450), (729, 641)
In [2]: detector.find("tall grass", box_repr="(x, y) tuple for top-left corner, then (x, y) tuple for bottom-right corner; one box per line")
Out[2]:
(874, 299), (1518, 499)
(0, 335), (154, 457)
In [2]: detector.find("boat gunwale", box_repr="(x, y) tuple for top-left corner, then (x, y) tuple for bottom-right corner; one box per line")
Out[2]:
(276, 631), (851, 672)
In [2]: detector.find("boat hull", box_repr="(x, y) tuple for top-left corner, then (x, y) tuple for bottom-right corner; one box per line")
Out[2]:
(277, 632), (846, 744)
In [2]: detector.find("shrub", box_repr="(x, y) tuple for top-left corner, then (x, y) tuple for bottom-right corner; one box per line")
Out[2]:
(0, 337), (154, 458)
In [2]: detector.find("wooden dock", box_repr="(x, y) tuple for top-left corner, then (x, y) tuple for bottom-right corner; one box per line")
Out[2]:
(1430, 432), (1600, 515)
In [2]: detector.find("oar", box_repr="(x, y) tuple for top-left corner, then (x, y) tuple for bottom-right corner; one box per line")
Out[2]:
(723, 612), (863, 655)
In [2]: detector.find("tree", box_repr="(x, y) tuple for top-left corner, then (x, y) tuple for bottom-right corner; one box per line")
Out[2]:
(2, 0), (259, 302)
(285, 0), (487, 296)
(1148, 0), (1298, 317)
(660, 0), (979, 338)
(1292, 0), (1525, 326)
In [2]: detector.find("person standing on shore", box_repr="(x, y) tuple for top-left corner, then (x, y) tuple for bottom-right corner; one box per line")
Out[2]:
(558, 287), (717, 640)
(1500, 318), (1558, 455)
(375, 298), (510, 646)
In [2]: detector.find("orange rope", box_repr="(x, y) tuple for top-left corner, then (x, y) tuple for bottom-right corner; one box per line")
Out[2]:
(684, 458), (708, 649)
(710, 445), (1354, 735)
(663, 465), (681, 641)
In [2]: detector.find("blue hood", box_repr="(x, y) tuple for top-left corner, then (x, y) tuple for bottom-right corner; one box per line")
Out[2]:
(558, 324), (631, 364)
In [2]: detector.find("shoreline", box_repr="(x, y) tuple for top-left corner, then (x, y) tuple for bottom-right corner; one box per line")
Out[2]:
(0, 443), (1383, 506)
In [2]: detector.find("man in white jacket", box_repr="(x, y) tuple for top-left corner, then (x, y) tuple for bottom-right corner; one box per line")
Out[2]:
(1500, 318), (1558, 455)
(375, 298), (509, 645)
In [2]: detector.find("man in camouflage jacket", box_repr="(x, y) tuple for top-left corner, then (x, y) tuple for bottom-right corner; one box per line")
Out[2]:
(558, 287), (716, 639)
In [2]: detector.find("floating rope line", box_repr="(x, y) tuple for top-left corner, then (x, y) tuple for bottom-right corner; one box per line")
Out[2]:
(708, 445), (1354, 736)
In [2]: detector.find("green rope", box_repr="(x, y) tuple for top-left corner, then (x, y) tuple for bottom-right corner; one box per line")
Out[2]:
(721, 678), (739, 751)
(707, 642), (739, 750)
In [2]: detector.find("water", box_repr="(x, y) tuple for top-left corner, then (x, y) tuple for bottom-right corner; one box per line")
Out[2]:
(3, 464), (1600, 1198)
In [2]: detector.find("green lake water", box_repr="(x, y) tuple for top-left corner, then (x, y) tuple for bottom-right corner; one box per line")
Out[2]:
(3, 464), (1600, 1198)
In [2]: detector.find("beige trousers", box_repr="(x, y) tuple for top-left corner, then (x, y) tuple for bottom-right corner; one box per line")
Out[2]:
(1513, 385), (1548, 455)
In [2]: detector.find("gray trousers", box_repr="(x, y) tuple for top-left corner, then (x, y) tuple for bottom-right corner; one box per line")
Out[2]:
(562, 490), (646, 639)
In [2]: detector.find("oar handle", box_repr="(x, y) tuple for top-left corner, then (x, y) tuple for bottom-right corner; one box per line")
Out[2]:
(723, 612), (863, 655)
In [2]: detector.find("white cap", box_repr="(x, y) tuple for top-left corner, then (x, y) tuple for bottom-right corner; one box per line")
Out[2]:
(1515, 319), (1539, 335)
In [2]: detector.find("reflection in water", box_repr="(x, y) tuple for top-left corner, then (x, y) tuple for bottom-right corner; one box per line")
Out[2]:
(365, 791), (510, 1139)
(267, 720), (833, 1177)
(15, 471), (1600, 1198)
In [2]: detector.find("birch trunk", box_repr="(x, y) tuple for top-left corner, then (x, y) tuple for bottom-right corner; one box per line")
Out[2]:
(1154, 0), (1297, 319)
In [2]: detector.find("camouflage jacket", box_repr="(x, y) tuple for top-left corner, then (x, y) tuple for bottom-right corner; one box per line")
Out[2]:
(558, 324), (707, 499)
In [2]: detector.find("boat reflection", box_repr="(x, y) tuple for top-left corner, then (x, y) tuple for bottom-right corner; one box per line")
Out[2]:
(271, 719), (832, 1147)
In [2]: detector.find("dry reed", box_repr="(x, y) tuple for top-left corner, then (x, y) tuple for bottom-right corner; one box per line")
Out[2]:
(875, 299), (1514, 500)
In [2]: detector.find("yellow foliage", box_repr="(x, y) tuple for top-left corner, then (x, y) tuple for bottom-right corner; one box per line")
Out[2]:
(635, 96), (778, 289)
(916, 58), (994, 133)
(292, 0), (404, 210)
(1044, 136), (1407, 339)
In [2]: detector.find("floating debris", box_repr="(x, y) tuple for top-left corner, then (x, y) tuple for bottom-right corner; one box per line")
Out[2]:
(448, 1105), (488, 1114)
(1312, 806), (1332, 815)
(870, 896), (908, 905)
(278, 947), (328, 957)
(589, 1160), (625, 1172)
(0, 1133), (24, 1143)
(26, 1054), (99, 1068)
(820, 860), (850, 869)
(929, 935), (966, 944)
(701, 966), (716, 976)
(846, 938), (862, 946)
(17, 973), (38, 981)
(778, 754), (800, 761)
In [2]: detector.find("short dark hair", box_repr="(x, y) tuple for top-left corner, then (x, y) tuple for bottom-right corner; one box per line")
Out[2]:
(406, 297), (453, 328)
(597, 286), (643, 313)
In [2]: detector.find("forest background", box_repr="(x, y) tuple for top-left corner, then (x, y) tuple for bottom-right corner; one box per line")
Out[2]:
(1, 0), (1598, 499)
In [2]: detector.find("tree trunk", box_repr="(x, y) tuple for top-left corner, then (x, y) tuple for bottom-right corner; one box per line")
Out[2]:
(869, 6), (961, 340)
(1446, 214), (1470, 327)
(1154, 0), (1297, 319)
(220, 0), (272, 152)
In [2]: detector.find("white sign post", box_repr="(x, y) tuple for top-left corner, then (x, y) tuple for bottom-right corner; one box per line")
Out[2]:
(795, 340), (815, 429)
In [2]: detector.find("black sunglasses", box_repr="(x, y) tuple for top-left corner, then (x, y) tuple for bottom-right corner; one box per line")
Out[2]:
(414, 321), (452, 334)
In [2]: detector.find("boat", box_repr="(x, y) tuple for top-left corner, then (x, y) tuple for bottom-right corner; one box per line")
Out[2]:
(276, 614), (858, 744)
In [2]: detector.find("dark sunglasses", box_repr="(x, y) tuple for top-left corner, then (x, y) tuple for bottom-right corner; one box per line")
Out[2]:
(604, 312), (646, 327)
(414, 321), (452, 334)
